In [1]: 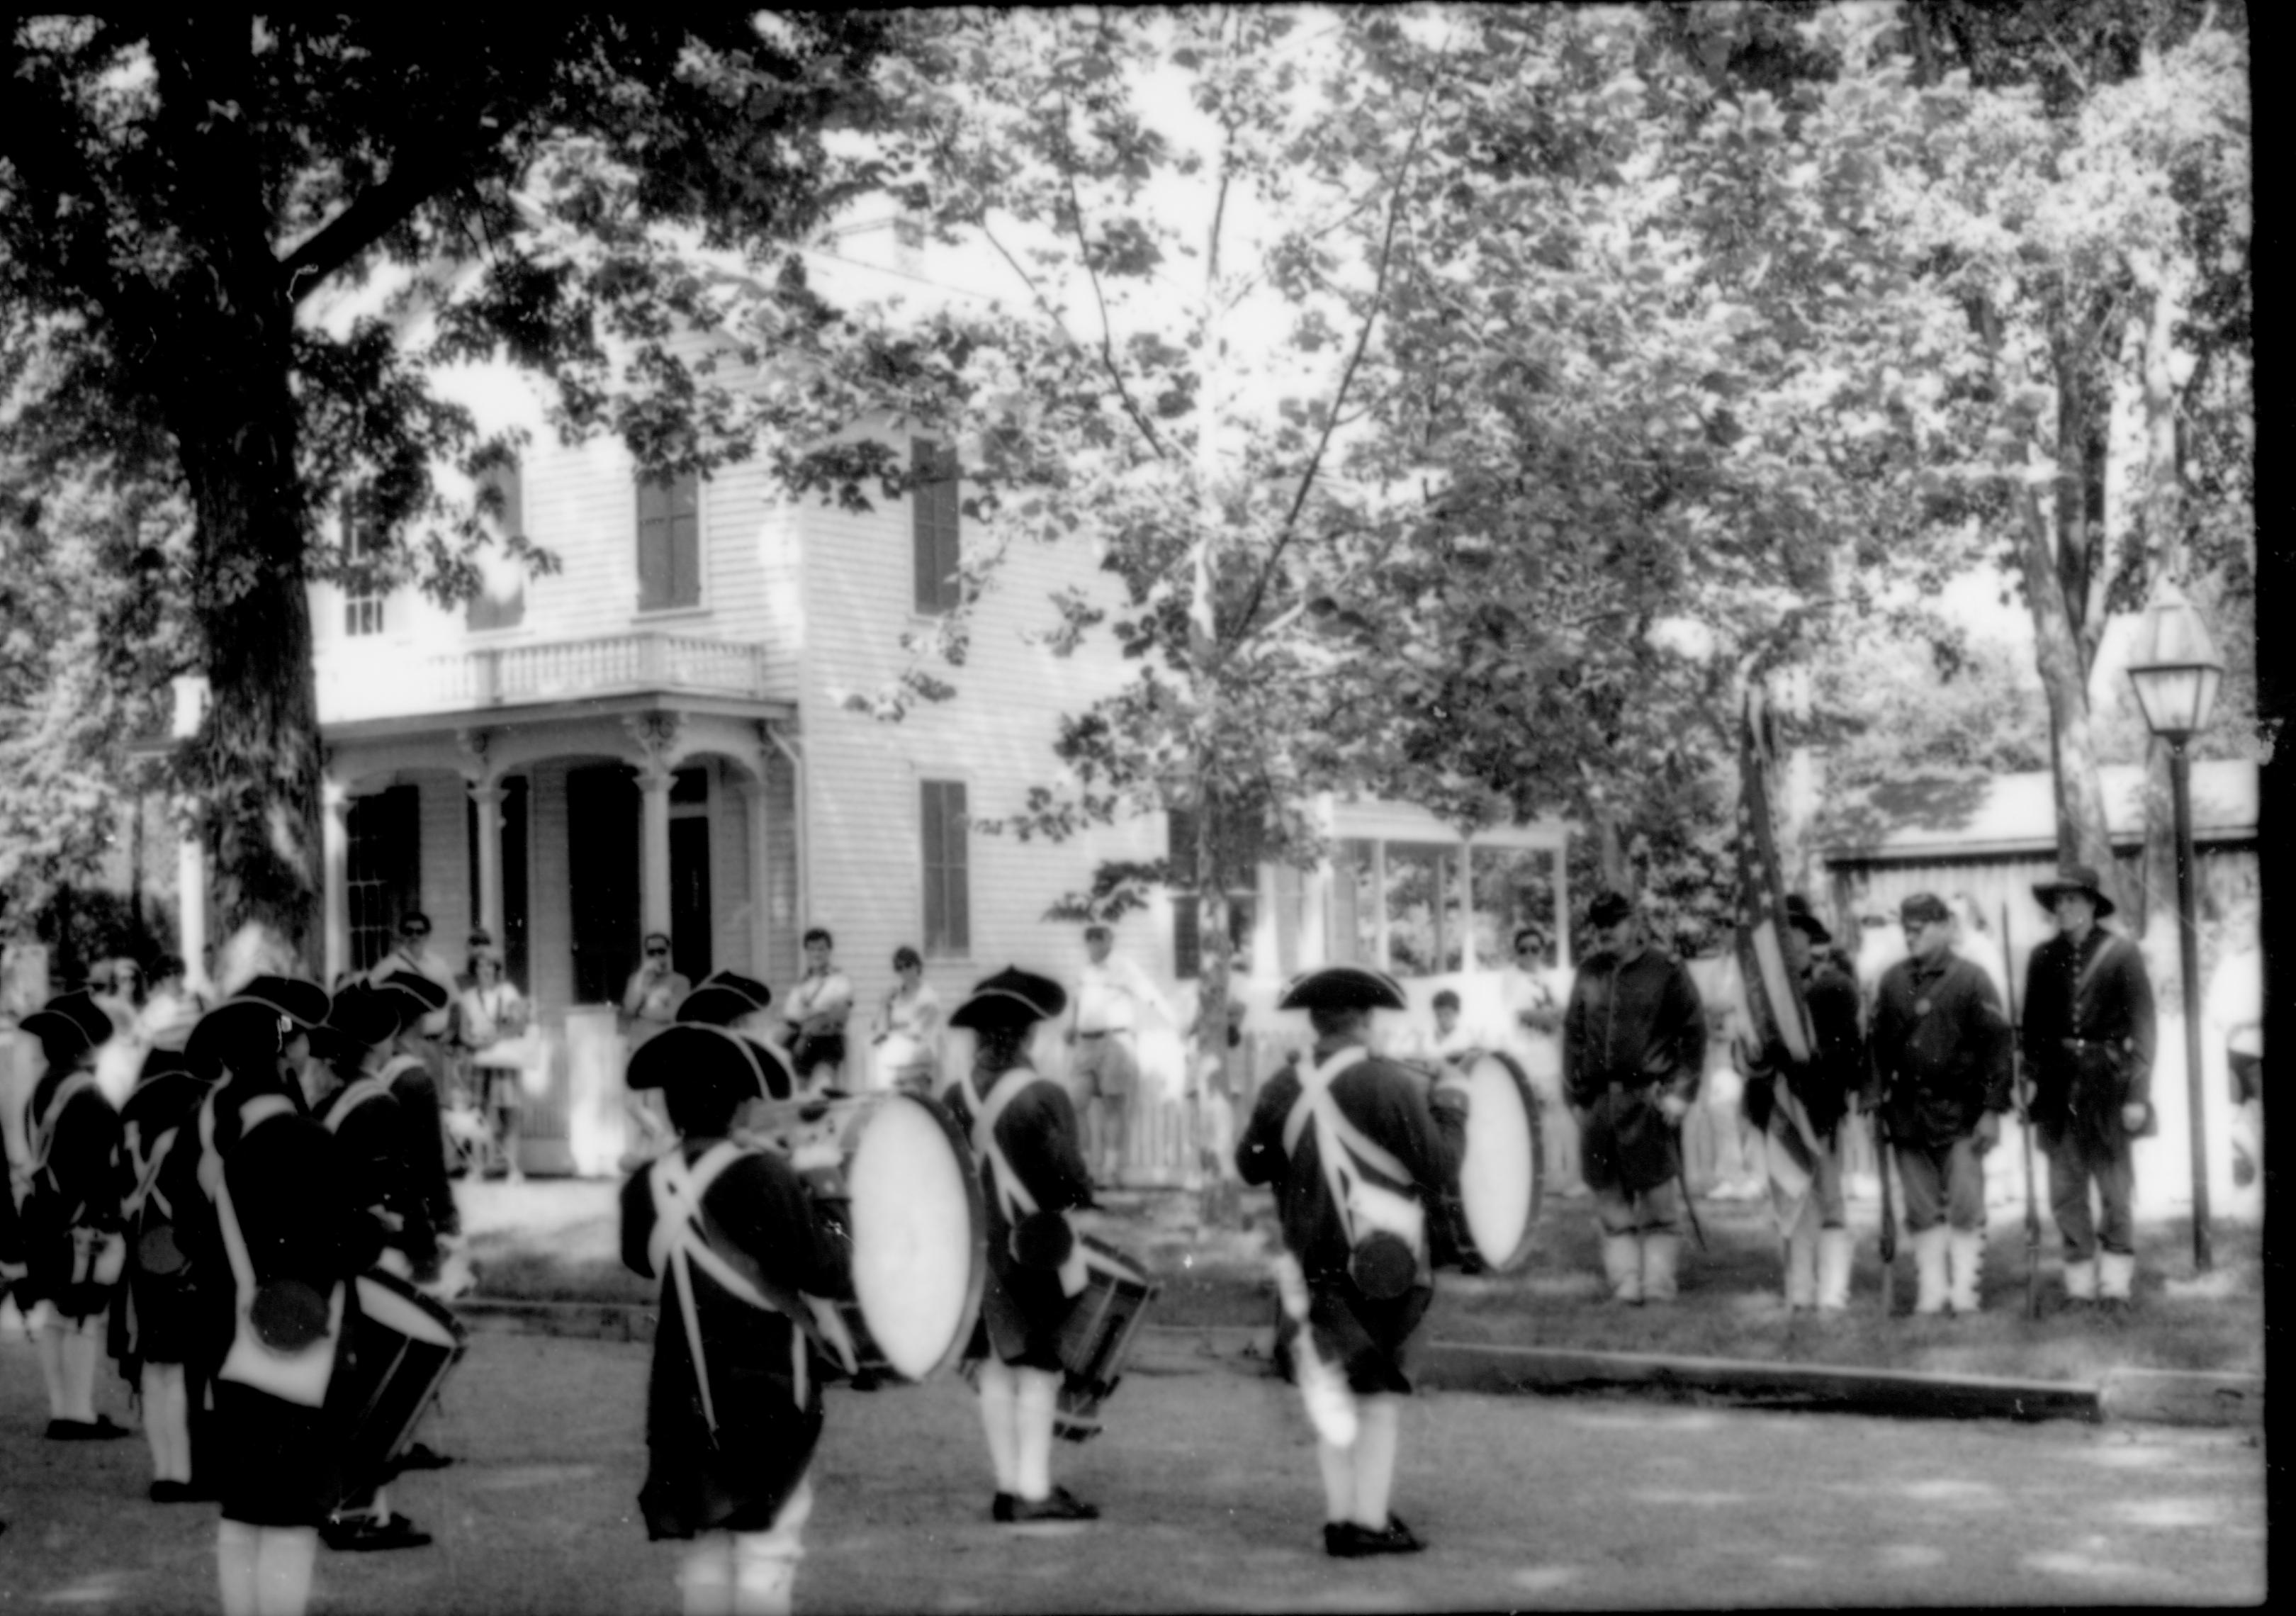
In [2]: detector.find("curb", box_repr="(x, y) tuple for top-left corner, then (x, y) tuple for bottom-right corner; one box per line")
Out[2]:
(447, 1302), (2261, 1430)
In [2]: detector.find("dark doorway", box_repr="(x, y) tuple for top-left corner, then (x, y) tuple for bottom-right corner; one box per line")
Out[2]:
(670, 815), (711, 985)
(347, 785), (421, 979)
(465, 775), (531, 991)
(566, 763), (639, 1004)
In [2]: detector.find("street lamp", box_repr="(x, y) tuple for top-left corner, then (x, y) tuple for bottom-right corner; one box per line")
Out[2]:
(2125, 585), (2224, 1272)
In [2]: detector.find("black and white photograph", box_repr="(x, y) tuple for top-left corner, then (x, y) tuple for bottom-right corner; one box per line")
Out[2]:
(0, 6), (2265, 1611)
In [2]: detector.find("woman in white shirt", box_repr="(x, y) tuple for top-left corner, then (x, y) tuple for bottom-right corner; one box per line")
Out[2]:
(454, 948), (530, 1179)
(870, 946), (942, 1094)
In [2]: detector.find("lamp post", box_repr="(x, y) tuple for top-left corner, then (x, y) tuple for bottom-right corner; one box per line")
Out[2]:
(2125, 587), (2224, 1273)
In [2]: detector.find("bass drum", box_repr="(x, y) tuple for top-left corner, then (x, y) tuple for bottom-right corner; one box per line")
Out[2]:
(1431, 1048), (1545, 1274)
(759, 1092), (988, 1384)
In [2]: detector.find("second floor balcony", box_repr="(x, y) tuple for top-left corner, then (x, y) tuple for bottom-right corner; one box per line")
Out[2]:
(317, 630), (775, 727)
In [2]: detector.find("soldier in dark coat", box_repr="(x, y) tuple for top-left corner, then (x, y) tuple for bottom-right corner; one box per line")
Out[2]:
(111, 1045), (220, 1497)
(18, 990), (131, 1440)
(1870, 892), (2016, 1315)
(186, 985), (383, 1616)
(1740, 895), (1867, 1312)
(1237, 965), (1468, 1559)
(621, 1023), (850, 1616)
(2019, 864), (2156, 1308)
(1562, 892), (1707, 1304)
(940, 966), (1099, 1525)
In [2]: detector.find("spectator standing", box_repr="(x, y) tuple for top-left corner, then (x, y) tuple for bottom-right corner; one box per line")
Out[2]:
(454, 947), (531, 1181)
(781, 927), (855, 1093)
(869, 946), (943, 1093)
(620, 932), (692, 1163)
(2019, 864), (2157, 1311)
(1066, 922), (1175, 1186)
(1501, 924), (1581, 1199)
(1561, 891), (1706, 1306)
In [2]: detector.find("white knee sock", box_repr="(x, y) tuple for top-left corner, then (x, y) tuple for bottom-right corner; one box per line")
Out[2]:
(680, 1536), (735, 1616)
(253, 1525), (317, 1616)
(730, 1486), (810, 1616)
(1014, 1367), (1060, 1502)
(62, 1318), (101, 1423)
(1351, 1396), (1400, 1529)
(1315, 1439), (1355, 1523)
(218, 1519), (263, 1616)
(142, 1362), (172, 1476)
(974, 1359), (1020, 1493)
(37, 1318), (70, 1419)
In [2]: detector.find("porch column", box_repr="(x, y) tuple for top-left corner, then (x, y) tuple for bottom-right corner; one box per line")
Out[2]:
(1553, 836), (1572, 973)
(739, 778), (772, 979)
(1371, 840), (1391, 973)
(321, 782), (351, 989)
(178, 812), (211, 997)
(469, 781), (505, 946)
(638, 762), (674, 940)
(1456, 840), (1478, 975)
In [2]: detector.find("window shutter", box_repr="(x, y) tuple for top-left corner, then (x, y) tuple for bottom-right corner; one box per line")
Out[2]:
(468, 461), (526, 631)
(922, 780), (970, 955)
(912, 439), (960, 614)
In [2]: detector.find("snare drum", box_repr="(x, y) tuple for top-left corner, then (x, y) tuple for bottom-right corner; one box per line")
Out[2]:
(1430, 1048), (1545, 1274)
(748, 1091), (986, 1385)
(1051, 1236), (1160, 1443)
(329, 1269), (468, 1506)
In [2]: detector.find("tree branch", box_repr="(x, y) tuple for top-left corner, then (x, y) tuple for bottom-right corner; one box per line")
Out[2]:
(275, 110), (506, 303)
(1055, 90), (1170, 462)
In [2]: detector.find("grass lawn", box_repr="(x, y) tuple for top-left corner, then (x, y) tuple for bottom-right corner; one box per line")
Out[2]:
(455, 1176), (2264, 1386)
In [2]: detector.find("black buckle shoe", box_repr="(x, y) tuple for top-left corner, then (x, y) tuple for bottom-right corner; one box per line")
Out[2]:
(1008, 1486), (1098, 1522)
(392, 1442), (454, 1473)
(45, 1416), (133, 1442)
(991, 1492), (1015, 1522)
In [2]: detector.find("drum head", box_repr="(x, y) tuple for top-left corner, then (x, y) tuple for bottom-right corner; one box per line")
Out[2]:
(354, 1273), (463, 1349)
(1453, 1050), (1543, 1273)
(845, 1092), (986, 1382)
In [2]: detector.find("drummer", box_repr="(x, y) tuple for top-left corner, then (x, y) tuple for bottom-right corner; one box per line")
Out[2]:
(111, 1044), (220, 1500)
(308, 981), (446, 1552)
(940, 967), (1099, 1525)
(620, 1023), (852, 1616)
(184, 987), (382, 1616)
(1237, 965), (1468, 1559)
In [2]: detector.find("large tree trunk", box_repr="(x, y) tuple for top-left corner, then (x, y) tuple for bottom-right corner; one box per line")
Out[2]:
(2131, 252), (2193, 947)
(150, 22), (325, 974)
(2013, 481), (2121, 899)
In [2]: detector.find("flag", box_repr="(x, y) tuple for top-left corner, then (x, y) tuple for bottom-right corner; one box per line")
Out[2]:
(1734, 683), (1816, 1068)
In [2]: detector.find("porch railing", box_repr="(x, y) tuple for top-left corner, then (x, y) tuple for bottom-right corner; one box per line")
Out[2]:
(317, 631), (771, 723)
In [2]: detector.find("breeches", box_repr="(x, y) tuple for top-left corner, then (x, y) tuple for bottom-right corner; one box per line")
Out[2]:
(1071, 1035), (1138, 1102)
(1592, 1179), (1680, 1238)
(1894, 1135), (1988, 1233)
(2039, 1123), (2134, 1259)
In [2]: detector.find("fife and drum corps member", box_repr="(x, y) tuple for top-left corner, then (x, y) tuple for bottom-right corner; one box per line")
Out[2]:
(2018, 863), (2159, 1309)
(1869, 892), (2016, 1315)
(1740, 895), (1867, 1312)
(1237, 965), (1468, 1558)
(939, 966), (1101, 1525)
(1563, 891), (1708, 1306)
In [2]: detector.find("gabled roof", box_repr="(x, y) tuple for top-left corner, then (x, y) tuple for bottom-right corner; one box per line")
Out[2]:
(1818, 760), (2258, 865)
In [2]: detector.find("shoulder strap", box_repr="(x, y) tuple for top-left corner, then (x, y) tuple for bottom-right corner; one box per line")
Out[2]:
(30, 1071), (100, 1178)
(125, 1123), (181, 1221)
(323, 1078), (393, 1133)
(969, 1067), (1056, 1223)
(1280, 1046), (1416, 1250)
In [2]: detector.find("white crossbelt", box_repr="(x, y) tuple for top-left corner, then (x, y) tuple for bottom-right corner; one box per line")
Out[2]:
(966, 1068), (1088, 1298)
(1281, 1046), (1424, 1258)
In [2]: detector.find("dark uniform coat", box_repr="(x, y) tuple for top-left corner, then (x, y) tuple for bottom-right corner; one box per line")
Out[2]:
(1869, 950), (2014, 1149)
(2020, 928), (2157, 1145)
(1744, 958), (1865, 1143)
(19, 1060), (125, 1320)
(620, 1139), (852, 1539)
(320, 1071), (441, 1276)
(110, 1062), (217, 1370)
(942, 1061), (1094, 1372)
(208, 1089), (386, 1527)
(1563, 948), (1706, 1194)
(1236, 1038), (1464, 1395)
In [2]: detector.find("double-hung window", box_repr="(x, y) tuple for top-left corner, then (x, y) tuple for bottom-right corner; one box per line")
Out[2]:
(637, 471), (702, 612)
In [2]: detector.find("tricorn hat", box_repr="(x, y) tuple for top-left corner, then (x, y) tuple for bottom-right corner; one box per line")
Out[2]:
(184, 997), (292, 1077)
(2032, 863), (2116, 920)
(625, 1022), (792, 1103)
(1587, 889), (1638, 928)
(23, 990), (118, 1059)
(675, 970), (774, 1028)
(1276, 965), (1409, 1015)
(373, 970), (450, 1017)
(949, 966), (1068, 1033)
(313, 983), (407, 1060)
(1782, 894), (1832, 945)
(232, 975), (331, 1030)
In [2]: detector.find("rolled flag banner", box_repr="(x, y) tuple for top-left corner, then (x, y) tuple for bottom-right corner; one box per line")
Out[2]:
(1734, 680), (1816, 1069)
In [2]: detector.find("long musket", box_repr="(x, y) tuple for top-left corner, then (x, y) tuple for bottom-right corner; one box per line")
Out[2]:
(2003, 903), (2041, 1320)
(1874, 1092), (1897, 1315)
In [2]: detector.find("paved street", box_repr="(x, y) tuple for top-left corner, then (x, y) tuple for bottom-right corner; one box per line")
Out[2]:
(0, 1321), (2266, 1612)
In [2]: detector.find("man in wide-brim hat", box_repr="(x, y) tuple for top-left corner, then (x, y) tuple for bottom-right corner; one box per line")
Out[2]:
(938, 966), (1103, 1525)
(2018, 863), (2157, 1310)
(1237, 964), (1467, 1559)
(1561, 891), (1709, 1308)
(18, 991), (133, 1440)
(619, 1022), (853, 1615)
